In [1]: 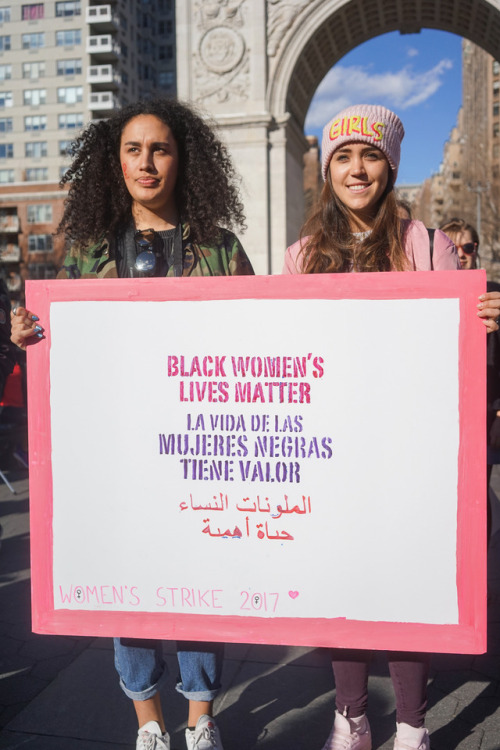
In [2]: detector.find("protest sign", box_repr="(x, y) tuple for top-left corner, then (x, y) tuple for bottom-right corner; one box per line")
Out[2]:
(27, 270), (486, 652)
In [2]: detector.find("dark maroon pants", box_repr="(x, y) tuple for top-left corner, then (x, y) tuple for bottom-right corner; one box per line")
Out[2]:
(332, 649), (430, 727)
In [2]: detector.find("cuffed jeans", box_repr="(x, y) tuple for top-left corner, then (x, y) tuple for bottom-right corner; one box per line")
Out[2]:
(332, 649), (430, 727)
(114, 638), (224, 702)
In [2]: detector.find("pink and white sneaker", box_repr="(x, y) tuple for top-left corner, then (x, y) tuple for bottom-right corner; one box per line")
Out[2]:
(321, 712), (372, 750)
(393, 723), (430, 750)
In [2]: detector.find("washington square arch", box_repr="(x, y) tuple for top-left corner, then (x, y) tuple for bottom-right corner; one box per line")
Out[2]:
(176, 0), (500, 275)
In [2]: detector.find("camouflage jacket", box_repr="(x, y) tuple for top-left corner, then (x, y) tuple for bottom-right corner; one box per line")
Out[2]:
(57, 224), (254, 279)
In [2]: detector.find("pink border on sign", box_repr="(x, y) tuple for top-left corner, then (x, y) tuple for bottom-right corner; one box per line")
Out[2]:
(27, 270), (487, 653)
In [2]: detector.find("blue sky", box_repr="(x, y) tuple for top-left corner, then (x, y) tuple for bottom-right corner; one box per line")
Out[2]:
(304, 29), (463, 186)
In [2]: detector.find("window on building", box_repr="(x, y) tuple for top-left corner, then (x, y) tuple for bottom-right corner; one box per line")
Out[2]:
(0, 90), (12, 107)
(25, 141), (47, 158)
(0, 35), (11, 51)
(58, 139), (72, 156)
(58, 112), (83, 129)
(494, 143), (500, 159)
(57, 58), (82, 76)
(494, 102), (500, 118)
(27, 204), (52, 223)
(22, 3), (44, 20)
(55, 29), (81, 46)
(57, 86), (82, 104)
(55, 1), (81, 16)
(0, 116), (12, 132)
(23, 61), (45, 79)
(22, 32), (45, 49)
(159, 20), (172, 34)
(25, 167), (47, 181)
(28, 262), (57, 279)
(28, 233), (52, 252)
(494, 61), (500, 76)
(494, 80), (500, 97)
(138, 37), (153, 55)
(25, 114), (46, 130)
(158, 71), (175, 88)
(494, 122), (500, 138)
(0, 7), (10, 23)
(59, 165), (68, 178)
(0, 143), (13, 158)
(0, 62), (10, 80)
(0, 168), (13, 182)
(23, 88), (46, 106)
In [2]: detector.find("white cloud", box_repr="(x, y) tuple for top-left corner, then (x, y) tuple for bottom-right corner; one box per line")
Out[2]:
(305, 60), (453, 131)
(407, 48), (419, 58)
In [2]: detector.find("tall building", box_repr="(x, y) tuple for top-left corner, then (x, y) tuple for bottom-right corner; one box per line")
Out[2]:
(461, 39), (500, 273)
(415, 40), (500, 277)
(0, 0), (176, 303)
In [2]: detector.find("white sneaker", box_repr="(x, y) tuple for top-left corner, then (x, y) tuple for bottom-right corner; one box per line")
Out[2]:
(393, 724), (430, 750)
(185, 715), (223, 750)
(136, 720), (170, 750)
(322, 712), (372, 750)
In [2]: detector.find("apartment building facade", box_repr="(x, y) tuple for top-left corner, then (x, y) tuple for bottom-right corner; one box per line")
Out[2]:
(0, 0), (175, 303)
(415, 40), (500, 277)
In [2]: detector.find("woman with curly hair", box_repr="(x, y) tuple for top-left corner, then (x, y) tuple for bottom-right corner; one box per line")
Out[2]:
(284, 103), (500, 750)
(11, 97), (254, 750)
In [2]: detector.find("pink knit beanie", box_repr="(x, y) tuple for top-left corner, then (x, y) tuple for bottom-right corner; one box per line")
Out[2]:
(321, 104), (405, 181)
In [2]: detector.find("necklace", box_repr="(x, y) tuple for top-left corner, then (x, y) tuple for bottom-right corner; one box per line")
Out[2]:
(352, 230), (372, 241)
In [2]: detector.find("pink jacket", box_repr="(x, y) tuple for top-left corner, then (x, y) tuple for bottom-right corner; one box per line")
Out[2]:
(283, 220), (460, 274)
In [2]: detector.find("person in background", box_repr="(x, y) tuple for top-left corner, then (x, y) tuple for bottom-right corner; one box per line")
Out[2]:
(439, 217), (479, 270)
(10, 97), (254, 750)
(440, 217), (500, 537)
(0, 275), (16, 548)
(284, 104), (500, 750)
(0, 278), (16, 397)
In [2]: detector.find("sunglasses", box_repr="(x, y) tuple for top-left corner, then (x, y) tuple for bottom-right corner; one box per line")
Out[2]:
(134, 228), (157, 275)
(456, 242), (477, 255)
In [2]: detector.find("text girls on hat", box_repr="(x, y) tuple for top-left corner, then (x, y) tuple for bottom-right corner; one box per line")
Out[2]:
(321, 104), (405, 181)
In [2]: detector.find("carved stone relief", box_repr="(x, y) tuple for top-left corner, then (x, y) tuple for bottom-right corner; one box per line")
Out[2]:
(267, 0), (310, 57)
(193, 0), (250, 104)
(200, 26), (245, 74)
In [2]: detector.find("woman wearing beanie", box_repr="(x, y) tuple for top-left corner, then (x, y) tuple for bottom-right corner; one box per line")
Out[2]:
(283, 104), (500, 750)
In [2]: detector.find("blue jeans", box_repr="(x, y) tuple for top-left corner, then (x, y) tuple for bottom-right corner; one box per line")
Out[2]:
(113, 638), (224, 702)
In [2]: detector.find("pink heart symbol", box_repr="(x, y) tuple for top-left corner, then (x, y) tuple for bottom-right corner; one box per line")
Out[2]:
(288, 590), (299, 599)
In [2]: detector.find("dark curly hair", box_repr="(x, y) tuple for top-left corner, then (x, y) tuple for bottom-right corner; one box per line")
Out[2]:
(58, 98), (246, 246)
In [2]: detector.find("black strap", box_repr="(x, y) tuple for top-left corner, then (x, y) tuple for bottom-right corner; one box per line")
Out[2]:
(427, 228), (435, 270)
(172, 222), (183, 278)
(115, 222), (138, 278)
(116, 222), (184, 278)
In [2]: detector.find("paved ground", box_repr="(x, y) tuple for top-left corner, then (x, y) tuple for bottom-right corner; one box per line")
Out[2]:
(0, 463), (499, 750)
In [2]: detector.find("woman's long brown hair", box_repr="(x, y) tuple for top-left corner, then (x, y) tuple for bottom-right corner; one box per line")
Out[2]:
(300, 173), (409, 273)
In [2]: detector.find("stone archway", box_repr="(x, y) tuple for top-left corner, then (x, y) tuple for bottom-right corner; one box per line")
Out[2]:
(176, 0), (500, 274)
